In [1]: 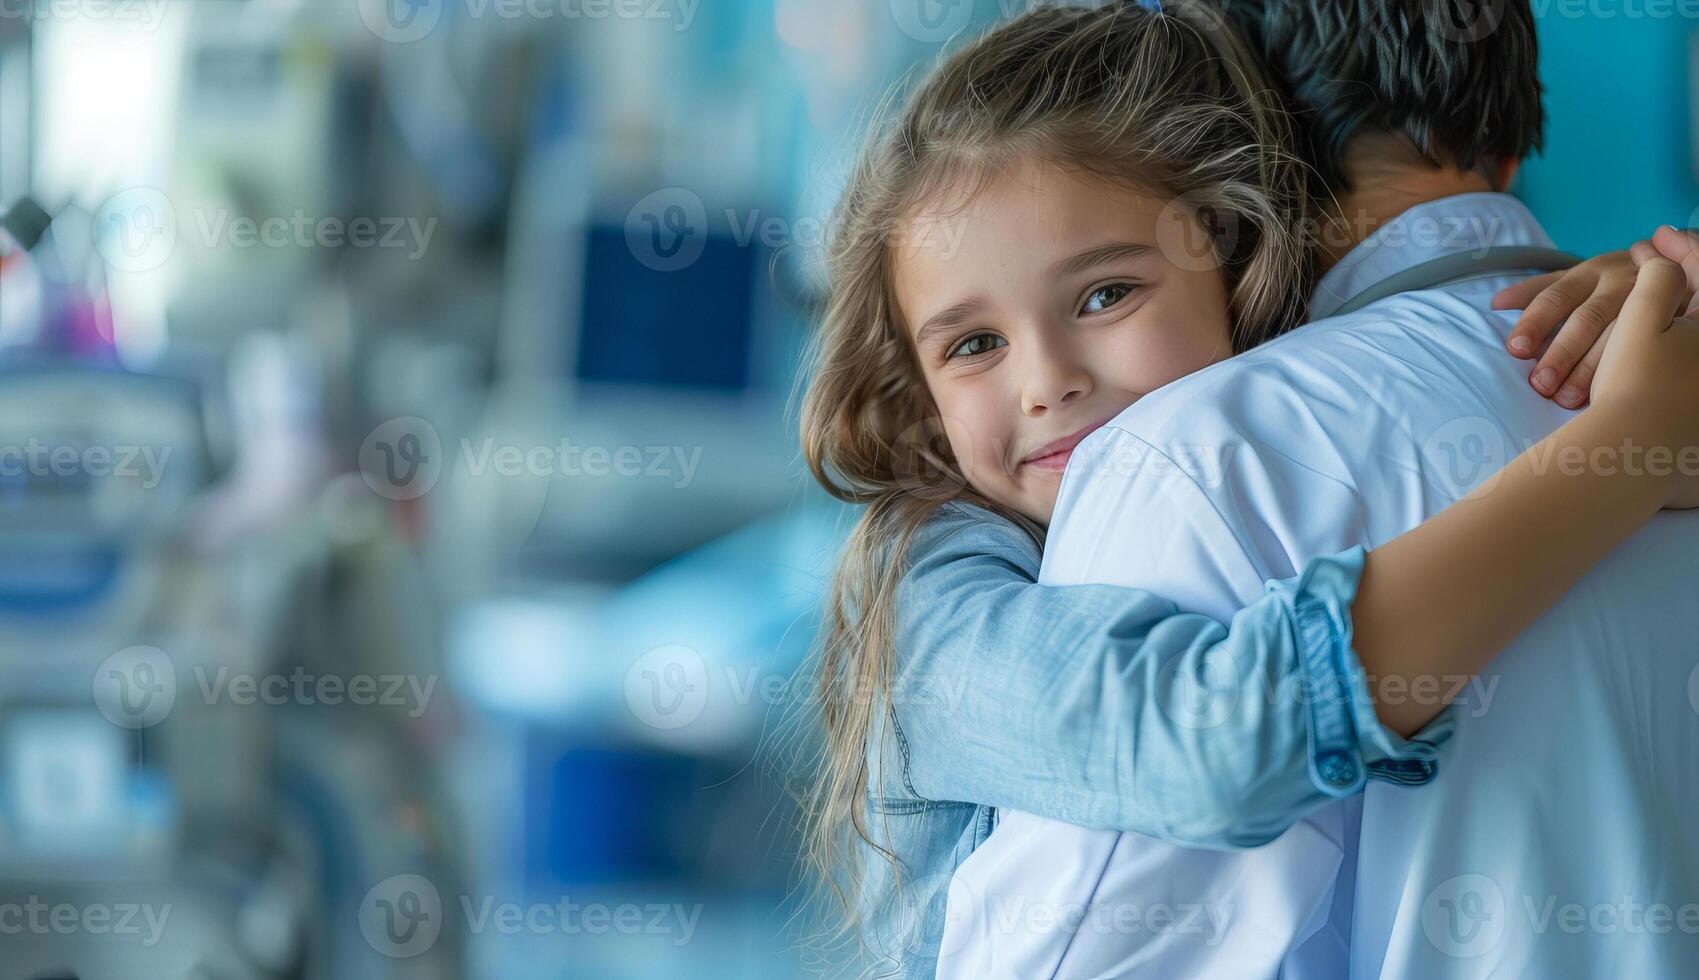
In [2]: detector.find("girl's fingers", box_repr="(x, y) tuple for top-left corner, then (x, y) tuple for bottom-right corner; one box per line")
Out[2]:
(1505, 269), (1599, 357)
(1630, 239), (1659, 266)
(1651, 226), (1699, 317)
(1527, 290), (1623, 396)
(1550, 322), (1613, 409)
(1614, 258), (1687, 344)
(1492, 270), (1563, 313)
(1590, 258), (1687, 407)
(1652, 226), (1699, 277)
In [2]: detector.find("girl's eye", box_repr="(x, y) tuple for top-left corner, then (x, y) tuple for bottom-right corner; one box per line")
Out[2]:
(948, 333), (1007, 359)
(1081, 283), (1136, 315)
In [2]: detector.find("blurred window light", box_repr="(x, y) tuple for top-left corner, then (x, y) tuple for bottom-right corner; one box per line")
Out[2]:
(32, 7), (188, 205)
(449, 593), (608, 717)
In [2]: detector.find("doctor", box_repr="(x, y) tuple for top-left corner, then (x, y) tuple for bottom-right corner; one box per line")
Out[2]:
(939, 3), (1699, 977)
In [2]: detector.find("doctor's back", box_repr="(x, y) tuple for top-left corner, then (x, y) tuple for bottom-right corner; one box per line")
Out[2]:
(1040, 2), (1699, 973)
(1048, 192), (1699, 978)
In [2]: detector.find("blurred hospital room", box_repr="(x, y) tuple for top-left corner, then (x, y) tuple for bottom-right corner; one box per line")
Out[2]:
(0, 1), (1691, 978)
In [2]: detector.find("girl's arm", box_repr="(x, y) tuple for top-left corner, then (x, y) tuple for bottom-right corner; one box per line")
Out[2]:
(891, 506), (1409, 847)
(1356, 256), (1699, 736)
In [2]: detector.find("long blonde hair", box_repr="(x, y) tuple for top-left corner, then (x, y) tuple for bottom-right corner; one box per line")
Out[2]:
(794, 0), (1316, 955)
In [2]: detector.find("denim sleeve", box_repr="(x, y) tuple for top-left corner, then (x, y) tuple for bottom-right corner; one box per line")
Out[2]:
(892, 506), (1453, 849)
(1268, 546), (1456, 797)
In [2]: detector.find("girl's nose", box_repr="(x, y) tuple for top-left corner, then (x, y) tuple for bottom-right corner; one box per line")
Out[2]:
(1020, 348), (1092, 416)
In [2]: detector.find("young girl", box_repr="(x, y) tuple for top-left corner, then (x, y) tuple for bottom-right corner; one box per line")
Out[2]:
(795, 3), (1692, 975)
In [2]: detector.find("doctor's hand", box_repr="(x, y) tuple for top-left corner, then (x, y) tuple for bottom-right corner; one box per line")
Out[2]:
(1493, 250), (1642, 409)
(1587, 256), (1699, 510)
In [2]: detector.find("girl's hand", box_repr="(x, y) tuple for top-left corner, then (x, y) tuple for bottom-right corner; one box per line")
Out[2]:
(1492, 251), (1638, 409)
(1630, 226), (1699, 318)
(1588, 257), (1699, 509)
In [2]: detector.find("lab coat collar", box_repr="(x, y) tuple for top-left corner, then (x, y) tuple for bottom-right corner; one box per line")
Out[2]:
(1308, 192), (1556, 321)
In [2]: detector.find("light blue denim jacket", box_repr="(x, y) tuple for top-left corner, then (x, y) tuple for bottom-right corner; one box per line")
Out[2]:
(857, 501), (1454, 978)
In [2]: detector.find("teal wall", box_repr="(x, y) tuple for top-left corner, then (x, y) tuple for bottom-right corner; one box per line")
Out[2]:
(1517, 16), (1699, 255)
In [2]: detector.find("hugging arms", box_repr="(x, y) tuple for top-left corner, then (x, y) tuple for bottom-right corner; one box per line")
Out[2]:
(797, 2), (1698, 977)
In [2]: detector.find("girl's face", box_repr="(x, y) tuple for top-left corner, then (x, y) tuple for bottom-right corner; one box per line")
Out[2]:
(892, 157), (1235, 525)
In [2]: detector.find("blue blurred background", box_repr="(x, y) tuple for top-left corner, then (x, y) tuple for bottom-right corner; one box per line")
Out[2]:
(0, 2), (1689, 978)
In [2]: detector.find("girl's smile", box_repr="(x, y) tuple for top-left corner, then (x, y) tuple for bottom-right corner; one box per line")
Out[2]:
(1016, 417), (1115, 473)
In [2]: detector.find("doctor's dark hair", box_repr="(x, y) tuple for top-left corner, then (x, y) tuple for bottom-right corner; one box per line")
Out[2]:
(791, 1), (1314, 964)
(1213, 0), (1545, 191)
